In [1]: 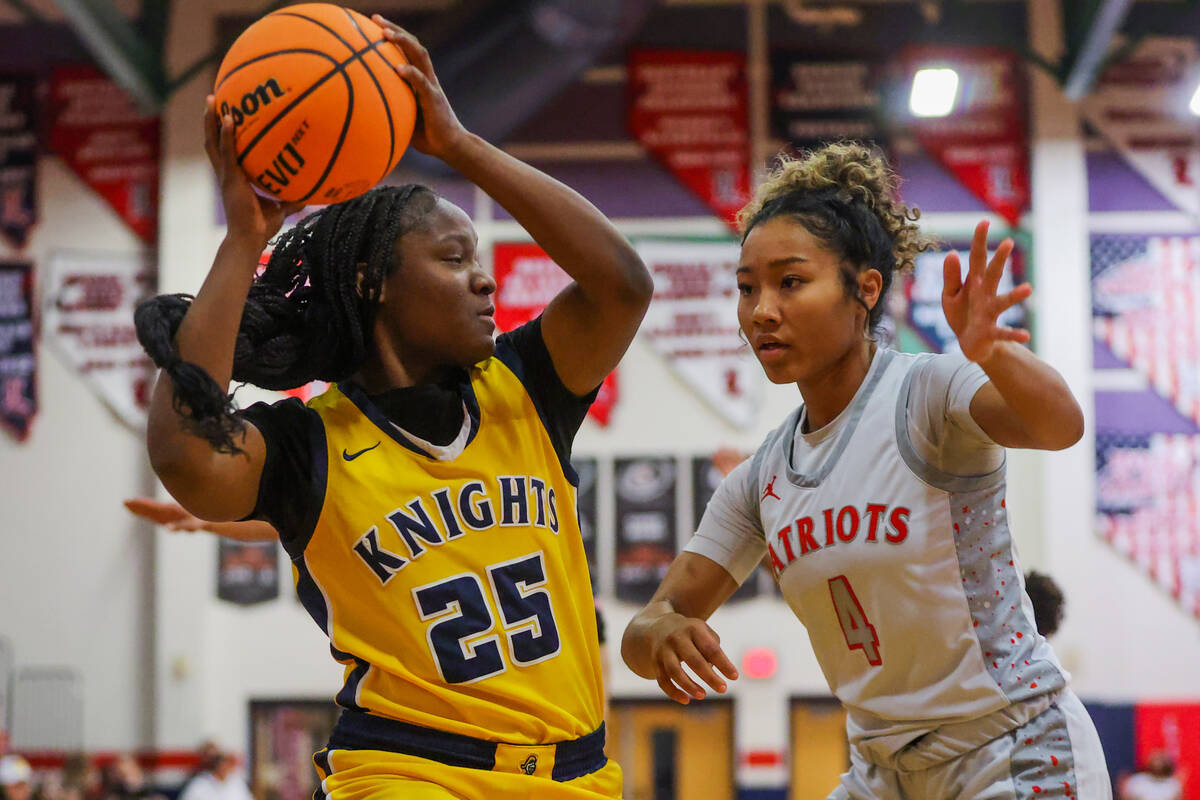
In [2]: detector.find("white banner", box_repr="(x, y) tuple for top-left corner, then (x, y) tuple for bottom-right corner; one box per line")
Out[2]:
(637, 238), (763, 428)
(44, 250), (155, 431)
(1081, 37), (1200, 218)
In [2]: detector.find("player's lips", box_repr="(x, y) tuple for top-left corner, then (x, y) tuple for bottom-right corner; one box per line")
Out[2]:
(755, 336), (790, 361)
(478, 306), (496, 329)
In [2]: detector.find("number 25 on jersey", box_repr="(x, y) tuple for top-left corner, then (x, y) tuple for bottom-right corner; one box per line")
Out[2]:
(828, 575), (882, 666)
(413, 552), (561, 683)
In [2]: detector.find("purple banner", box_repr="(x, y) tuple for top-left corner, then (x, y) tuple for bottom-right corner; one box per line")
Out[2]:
(0, 74), (37, 250)
(614, 456), (678, 604)
(0, 261), (35, 441)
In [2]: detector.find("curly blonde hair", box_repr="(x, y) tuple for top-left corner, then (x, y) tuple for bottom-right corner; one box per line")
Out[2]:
(737, 142), (935, 331)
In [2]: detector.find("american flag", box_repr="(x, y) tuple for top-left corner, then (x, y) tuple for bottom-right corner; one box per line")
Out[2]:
(1092, 235), (1200, 424)
(1095, 432), (1200, 619)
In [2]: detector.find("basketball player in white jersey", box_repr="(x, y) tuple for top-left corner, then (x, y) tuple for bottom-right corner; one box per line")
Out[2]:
(622, 143), (1111, 799)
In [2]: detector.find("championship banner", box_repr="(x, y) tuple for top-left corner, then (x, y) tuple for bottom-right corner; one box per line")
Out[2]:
(894, 238), (1028, 354)
(628, 50), (751, 231)
(902, 47), (1029, 225)
(1081, 38), (1200, 218)
(636, 238), (762, 428)
(43, 250), (155, 430)
(692, 455), (758, 601)
(493, 242), (618, 425)
(613, 456), (677, 604)
(0, 74), (37, 250)
(0, 261), (35, 441)
(573, 456), (599, 591)
(771, 54), (889, 154)
(48, 66), (160, 245)
(217, 539), (280, 605)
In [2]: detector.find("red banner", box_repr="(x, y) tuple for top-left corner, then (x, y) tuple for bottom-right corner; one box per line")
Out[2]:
(48, 66), (160, 245)
(628, 50), (751, 232)
(903, 47), (1029, 225)
(493, 242), (618, 426)
(1135, 703), (1200, 800)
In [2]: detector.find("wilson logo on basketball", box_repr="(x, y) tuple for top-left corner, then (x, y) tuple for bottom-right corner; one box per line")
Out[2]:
(220, 77), (285, 129)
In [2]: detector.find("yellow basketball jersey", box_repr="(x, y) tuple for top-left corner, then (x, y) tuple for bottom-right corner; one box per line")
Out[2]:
(293, 354), (604, 745)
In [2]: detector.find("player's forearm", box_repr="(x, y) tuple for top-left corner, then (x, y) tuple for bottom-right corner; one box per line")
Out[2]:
(205, 519), (278, 542)
(146, 235), (264, 473)
(977, 342), (1083, 450)
(441, 133), (651, 304)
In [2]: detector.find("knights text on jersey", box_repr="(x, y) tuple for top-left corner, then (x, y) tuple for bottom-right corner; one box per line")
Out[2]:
(293, 354), (605, 745)
(746, 349), (1066, 737)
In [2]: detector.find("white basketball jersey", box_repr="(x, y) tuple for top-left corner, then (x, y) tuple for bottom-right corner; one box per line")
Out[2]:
(745, 349), (1066, 742)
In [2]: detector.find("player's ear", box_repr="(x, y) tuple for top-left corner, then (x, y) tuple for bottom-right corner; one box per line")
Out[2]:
(858, 268), (883, 311)
(356, 263), (379, 299)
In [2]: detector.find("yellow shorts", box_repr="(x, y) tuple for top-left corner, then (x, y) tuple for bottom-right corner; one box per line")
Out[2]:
(313, 746), (623, 799)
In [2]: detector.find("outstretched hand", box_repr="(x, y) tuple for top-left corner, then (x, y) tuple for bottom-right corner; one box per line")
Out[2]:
(942, 220), (1032, 364)
(372, 15), (469, 161)
(124, 497), (208, 532)
(639, 613), (739, 705)
(204, 96), (304, 249)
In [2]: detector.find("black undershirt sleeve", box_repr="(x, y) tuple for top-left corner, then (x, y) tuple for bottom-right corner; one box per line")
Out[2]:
(239, 398), (325, 557)
(495, 316), (600, 473)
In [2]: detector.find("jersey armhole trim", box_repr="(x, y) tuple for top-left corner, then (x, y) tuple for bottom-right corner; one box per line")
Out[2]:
(894, 354), (1006, 492)
(281, 407), (329, 560)
(493, 337), (581, 487)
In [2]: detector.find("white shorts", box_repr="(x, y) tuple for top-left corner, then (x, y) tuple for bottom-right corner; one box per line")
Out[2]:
(830, 690), (1112, 800)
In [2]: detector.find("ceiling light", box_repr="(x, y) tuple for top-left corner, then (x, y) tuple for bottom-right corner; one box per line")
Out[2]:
(910, 67), (959, 118)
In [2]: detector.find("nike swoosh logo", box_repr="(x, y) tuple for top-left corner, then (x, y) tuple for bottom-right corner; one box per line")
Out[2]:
(342, 442), (381, 461)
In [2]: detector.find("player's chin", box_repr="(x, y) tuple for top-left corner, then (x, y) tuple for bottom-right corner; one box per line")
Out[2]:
(461, 334), (496, 367)
(756, 356), (803, 385)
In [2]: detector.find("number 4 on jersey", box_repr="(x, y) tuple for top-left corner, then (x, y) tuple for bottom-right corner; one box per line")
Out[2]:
(828, 575), (881, 666)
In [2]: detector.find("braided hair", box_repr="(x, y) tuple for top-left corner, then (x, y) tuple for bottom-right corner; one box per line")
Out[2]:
(135, 184), (439, 454)
(738, 142), (934, 334)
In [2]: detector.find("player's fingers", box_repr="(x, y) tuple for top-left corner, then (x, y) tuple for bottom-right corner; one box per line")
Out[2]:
(218, 112), (239, 173)
(984, 238), (1014, 293)
(395, 63), (437, 107)
(379, 25), (437, 85)
(656, 673), (691, 705)
(699, 639), (740, 682)
(203, 97), (221, 170)
(967, 220), (989, 280)
(659, 650), (706, 700)
(996, 282), (1032, 313)
(673, 638), (726, 694)
(942, 251), (963, 298)
(996, 326), (1031, 343)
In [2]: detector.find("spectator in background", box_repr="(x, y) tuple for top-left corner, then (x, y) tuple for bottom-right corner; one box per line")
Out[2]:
(177, 743), (251, 800)
(0, 755), (33, 800)
(1120, 751), (1183, 800)
(1024, 569), (1066, 638)
(99, 755), (164, 800)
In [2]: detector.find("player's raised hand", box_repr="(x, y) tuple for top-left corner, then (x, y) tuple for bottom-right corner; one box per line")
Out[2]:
(642, 613), (739, 705)
(941, 220), (1032, 364)
(373, 16), (468, 161)
(204, 96), (303, 249)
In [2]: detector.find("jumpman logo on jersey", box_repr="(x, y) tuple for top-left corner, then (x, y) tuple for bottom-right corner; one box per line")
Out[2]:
(762, 475), (780, 502)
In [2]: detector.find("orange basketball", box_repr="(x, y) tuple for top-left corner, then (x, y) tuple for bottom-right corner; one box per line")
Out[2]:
(213, 3), (417, 205)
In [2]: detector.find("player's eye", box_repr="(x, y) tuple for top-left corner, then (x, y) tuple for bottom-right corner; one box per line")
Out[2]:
(737, 283), (754, 296)
(781, 275), (806, 289)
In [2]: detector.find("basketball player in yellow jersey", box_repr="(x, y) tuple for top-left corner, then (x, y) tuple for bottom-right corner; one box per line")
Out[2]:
(135, 19), (651, 800)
